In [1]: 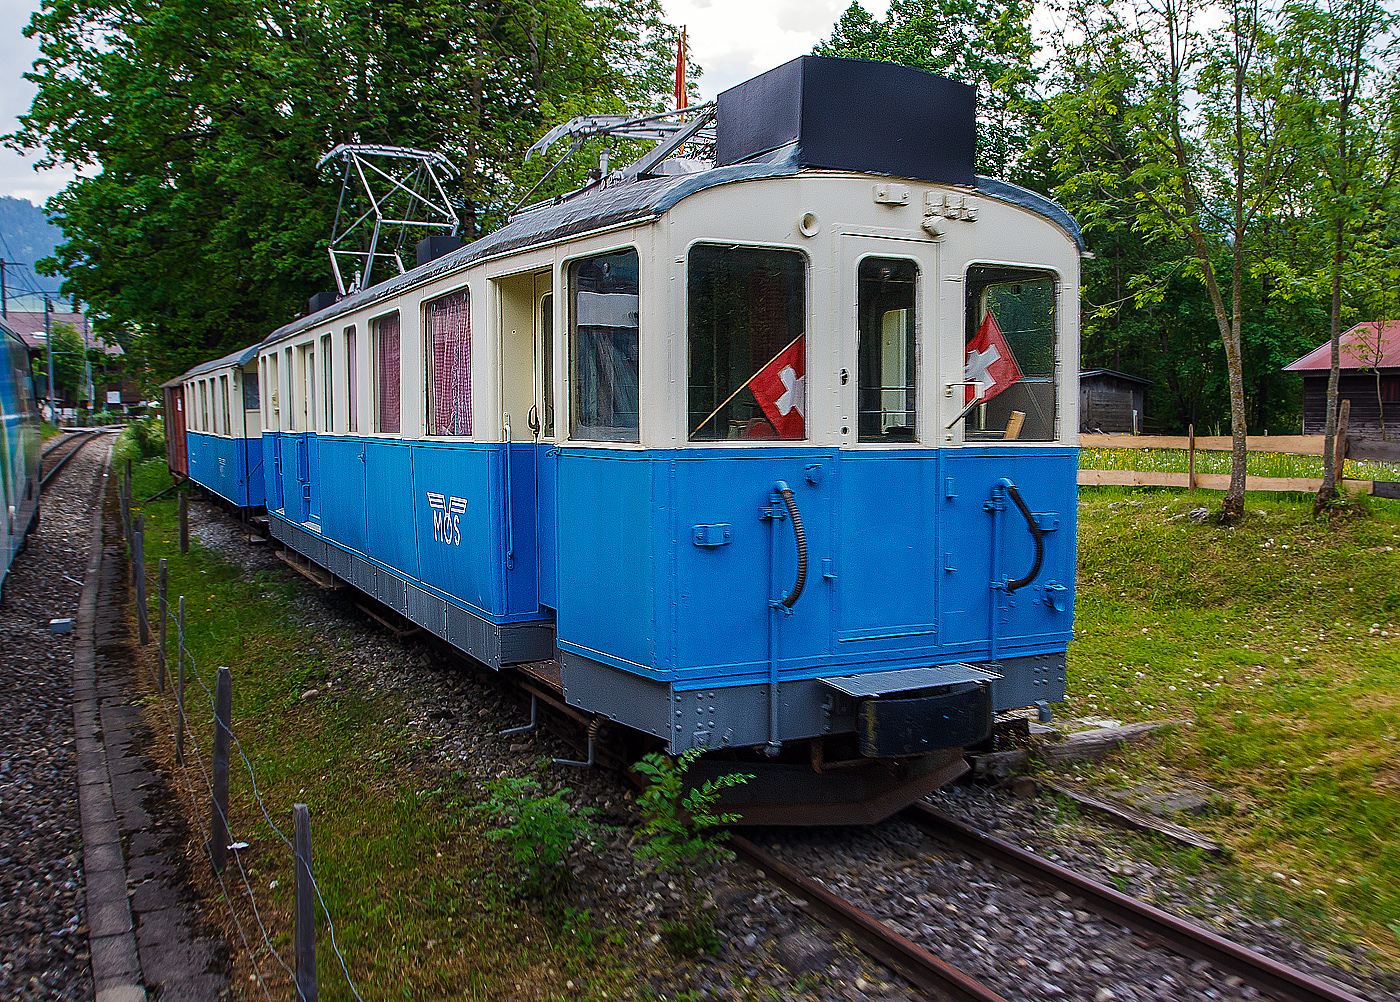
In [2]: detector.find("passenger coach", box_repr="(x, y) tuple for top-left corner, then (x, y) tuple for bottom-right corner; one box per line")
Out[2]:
(257, 57), (1085, 822)
(163, 345), (265, 509)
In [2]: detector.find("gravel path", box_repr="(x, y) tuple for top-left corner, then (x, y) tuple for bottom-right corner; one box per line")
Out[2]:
(0, 439), (109, 1002)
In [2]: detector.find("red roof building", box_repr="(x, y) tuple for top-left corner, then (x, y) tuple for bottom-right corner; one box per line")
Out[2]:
(1284, 322), (1400, 438)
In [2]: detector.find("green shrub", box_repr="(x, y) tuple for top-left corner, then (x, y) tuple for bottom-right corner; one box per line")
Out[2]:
(473, 777), (597, 897)
(114, 415), (165, 464)
(633, 748), (752, 957)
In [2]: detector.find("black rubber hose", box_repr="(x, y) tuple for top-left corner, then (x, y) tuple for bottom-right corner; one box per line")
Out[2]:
(1003, 483), (1044, 593)
(778, 486), (808, 608)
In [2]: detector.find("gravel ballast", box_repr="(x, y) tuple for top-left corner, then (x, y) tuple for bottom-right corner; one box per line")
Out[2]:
(0, 440), (108, 1002)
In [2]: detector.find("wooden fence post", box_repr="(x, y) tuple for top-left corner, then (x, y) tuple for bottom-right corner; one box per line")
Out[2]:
(178, 491), (189, 555)
(176, 596), (185, 766)
(1188, 424), (1196, 493)
(294, 804), (318, 1002)
(211, 666), (232, 875)
(134, 514), (148, 645)
(1335, 399), (1351, 486)
(157, 559), (168, 693)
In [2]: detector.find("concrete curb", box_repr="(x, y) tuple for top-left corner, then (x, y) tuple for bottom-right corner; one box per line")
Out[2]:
(72, 444), (148, 1002)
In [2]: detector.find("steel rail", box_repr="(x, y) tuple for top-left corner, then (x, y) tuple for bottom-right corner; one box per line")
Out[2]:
(903, 802), (1370, 1002)
(728, 834), (1012, 1002)
(41, 430), (103, 491)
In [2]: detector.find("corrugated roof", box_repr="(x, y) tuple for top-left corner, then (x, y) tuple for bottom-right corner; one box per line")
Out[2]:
(266, 152), (1085, 346)
(1284, 322), (1400, 372)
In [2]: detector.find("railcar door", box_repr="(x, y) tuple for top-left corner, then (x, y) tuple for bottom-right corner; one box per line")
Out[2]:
(495, 269), (546, 618)
(533, 282), (559, 611)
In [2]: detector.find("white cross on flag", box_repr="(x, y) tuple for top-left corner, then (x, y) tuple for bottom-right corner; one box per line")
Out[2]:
(965, 313), (1023, 404)
(750, 336), (806, 439)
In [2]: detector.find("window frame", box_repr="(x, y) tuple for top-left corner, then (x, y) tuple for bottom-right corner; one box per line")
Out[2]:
(566, 244), (643, 446)
(370, 310), (402, 436)
(683, 240), (812, 447)
(220, 373), (232, 436)
(853, 252), (921, 447)
(320, 333), (333, 433)
(343, 326), (358, 433)
(422, 283), (474, 439)
(959, 261), (1062, 446)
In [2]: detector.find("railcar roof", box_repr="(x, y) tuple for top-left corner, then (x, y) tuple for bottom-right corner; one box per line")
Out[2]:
(159, 343), (260, 388)
(268, 150), (1083, 345)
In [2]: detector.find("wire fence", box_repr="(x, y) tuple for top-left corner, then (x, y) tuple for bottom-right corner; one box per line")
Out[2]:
(117, 461), (366, 1002)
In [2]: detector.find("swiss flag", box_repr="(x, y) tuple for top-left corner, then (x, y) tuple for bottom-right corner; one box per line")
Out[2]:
(965, 313), (1022, 404)
(751, 337), (805, 439)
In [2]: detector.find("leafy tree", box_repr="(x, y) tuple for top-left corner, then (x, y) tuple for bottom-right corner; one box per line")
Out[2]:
(1270, 0), (1400, 509)
(8, 0), (687, 382)
(814, 0), (1042, 182)
(1044, 0), (1293, 520)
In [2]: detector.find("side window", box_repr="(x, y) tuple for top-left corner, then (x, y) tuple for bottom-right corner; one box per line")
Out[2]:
(220, 374), (232, 435)
(964, 267), (1057, 442)
(244, 367), (260, 411)
(373, 312), (401, 434)
(858, 257), (918, 442)
(344, 327), (358, 432)
(199, 380), (209, 430)
(426, 289), (472, 436)
(320, 334), (333, 431)
(540, 292), (554, 438)
(687, 245), (806, 441)
(570, 249), (639, 442)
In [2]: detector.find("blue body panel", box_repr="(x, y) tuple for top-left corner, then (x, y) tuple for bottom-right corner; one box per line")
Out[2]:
(554, 447), (1077, 692)
(0, 330), (40, 589)
(186, 431), (265, 509)
(259, 432), (1076, 699)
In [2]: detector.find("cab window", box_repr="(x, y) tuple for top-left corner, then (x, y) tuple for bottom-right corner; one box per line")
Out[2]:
(964, 266), (1056, 442)
(687, 244), (806, 441)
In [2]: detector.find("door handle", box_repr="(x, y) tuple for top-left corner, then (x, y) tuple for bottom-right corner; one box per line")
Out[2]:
(527, 405), (540, 438)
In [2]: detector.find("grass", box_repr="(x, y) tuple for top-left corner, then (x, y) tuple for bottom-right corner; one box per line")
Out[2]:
(1069, 486), (1400, 961)
(124, 458), (650, 1001)
(1079, 446), (1400, 482)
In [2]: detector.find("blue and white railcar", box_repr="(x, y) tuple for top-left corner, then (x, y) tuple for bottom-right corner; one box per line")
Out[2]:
(259, 56), (1084, 822)
(178, 345), (266, 509)
(0, 316), (42, 589)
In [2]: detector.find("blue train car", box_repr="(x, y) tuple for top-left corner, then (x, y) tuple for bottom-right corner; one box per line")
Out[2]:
(172, 346), (266, 509)
(258, 56), (1084, 822)
(0, 316), (42, 590)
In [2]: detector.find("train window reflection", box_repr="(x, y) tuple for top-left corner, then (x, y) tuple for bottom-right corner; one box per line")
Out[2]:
(964, 267), (1056, 442)
(373, 312), (401, 434)
(570, 250), (639, 442)
(687, 244), (806, 441)
(426, 289), (472, 436)
(858, 257), (917, 442)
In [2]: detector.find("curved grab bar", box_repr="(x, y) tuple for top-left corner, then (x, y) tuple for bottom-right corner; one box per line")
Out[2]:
(999, 478), (1044, 592)
(774, 480), (808, 608)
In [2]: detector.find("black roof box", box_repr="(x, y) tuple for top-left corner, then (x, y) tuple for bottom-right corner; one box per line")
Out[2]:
(715, 55), (976, 187)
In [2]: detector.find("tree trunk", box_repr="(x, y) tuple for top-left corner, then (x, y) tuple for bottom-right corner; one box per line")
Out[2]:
(1314, 217), (1345, 514)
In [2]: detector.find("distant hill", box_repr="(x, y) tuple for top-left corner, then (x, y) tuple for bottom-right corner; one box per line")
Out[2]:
(0, 196), (65, 300)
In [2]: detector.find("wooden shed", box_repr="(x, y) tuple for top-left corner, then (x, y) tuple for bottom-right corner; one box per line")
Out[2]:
(1079, 369), (1150, 433)
(1284, 322), (1400, 441)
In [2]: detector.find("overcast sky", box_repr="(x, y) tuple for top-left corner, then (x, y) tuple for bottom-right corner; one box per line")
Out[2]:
(0, 0), (885, 205)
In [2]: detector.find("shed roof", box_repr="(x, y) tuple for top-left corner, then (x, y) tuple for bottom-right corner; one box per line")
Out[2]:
(1284, 322), (1400, 372)
(2, 310), (124, 357)
(1080, 368), (1152, 386)
(266, 151), (1084, 346)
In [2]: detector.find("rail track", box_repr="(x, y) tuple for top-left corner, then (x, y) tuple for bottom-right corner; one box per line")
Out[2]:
(41, 430), (107, 491)
(901, 802), (1369, 1002)
(731, 801), (1374, 1002)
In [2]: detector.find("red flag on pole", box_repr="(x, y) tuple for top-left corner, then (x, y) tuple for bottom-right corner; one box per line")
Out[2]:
(750, 336), (805, 439)
(675, 27), (688, 110)
(965, 312), (1022, 403)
